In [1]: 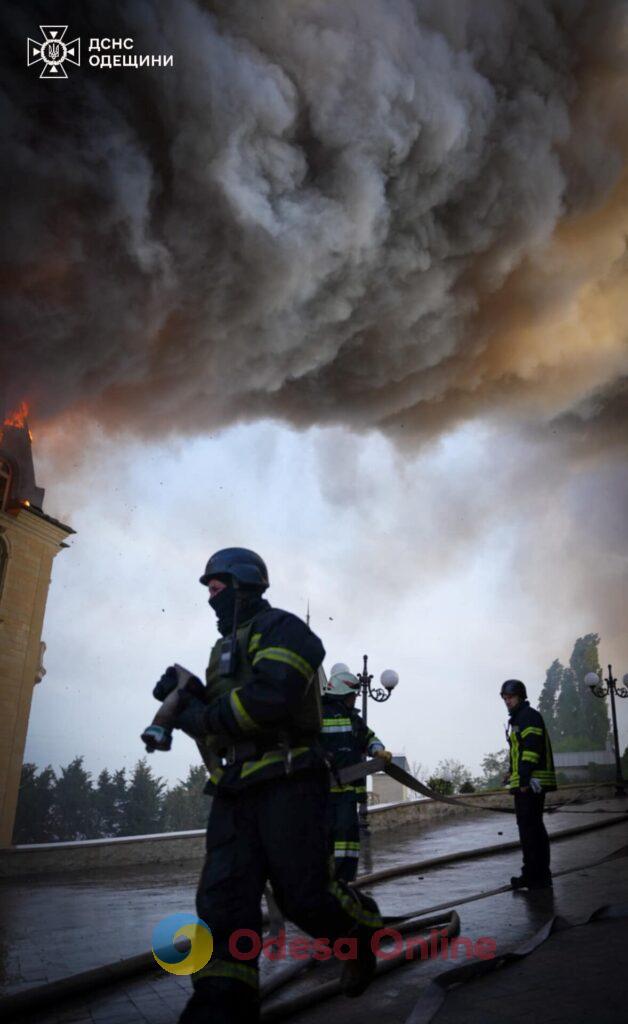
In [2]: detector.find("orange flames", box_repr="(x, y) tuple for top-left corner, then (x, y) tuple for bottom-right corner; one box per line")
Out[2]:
(4, 400), (30, 428)
(2, 401), (33, 441)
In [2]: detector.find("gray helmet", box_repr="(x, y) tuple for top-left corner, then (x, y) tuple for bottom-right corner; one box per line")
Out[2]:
(500, 679), (527, 699)
(199, 547), (269, 591)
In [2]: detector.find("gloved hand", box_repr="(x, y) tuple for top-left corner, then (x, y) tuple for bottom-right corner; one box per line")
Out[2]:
(153, 666), (179, 702)
(529, 777), (542, 794)
(172, 693), (208, 739)
(373, 748), (393, 764)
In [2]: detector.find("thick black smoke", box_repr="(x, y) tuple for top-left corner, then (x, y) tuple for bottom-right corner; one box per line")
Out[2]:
(1, 0), (626, 448)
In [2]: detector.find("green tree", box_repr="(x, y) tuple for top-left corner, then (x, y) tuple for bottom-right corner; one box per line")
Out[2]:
(554, 667), (581, 745)
(426, 776), (454, 796)
(434, 758), (473, 793)
(52, 757), (98, 840)
(538, 659), (563, 737)
(476, 750), (510, 790)
(161, 765), (209, 832)
(121, 759), (165, 836)
(12, 763), (57, 843)
(569, 634), (609, 749)
(95, 768), (127, 836)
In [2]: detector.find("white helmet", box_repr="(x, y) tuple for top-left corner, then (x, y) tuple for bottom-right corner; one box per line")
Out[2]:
(326, 668), (361, 696)
(329, 662), (350, 676)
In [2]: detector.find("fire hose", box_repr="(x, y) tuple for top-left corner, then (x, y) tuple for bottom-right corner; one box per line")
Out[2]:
(338, 755), (516, 812)
(3, 825), (626, 1020)
(339, 756), (626, 815)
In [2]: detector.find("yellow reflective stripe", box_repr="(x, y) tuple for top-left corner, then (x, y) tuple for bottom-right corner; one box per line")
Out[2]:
(330, 784), (364, 794)
(329, 880), (382, 928)
(194, 958), (258, 990)
(229, 688), (259, 733)
(209, 766), (224, 785)
(322, 718), (352, 726)
(521, 751), (540, 762)
(239, 747), (309, 779)
(335, 841), (360, 850)
(253, 646), (314, 681)
(248, 632), (262, 655)
(521, 726), (544, 738)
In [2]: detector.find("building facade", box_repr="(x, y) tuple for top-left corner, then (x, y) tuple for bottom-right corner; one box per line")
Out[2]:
(0, 417), (73, 847)
(371, 755), (410, 804)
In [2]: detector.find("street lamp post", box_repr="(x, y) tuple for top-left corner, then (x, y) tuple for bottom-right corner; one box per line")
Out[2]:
(354, 654), (399, 830)
(585, 665), (628, 797)
(356, 654), (399, 729)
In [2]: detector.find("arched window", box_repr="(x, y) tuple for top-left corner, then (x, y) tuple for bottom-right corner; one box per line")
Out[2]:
(0, 458), (11, 512)
(0, 536), (7, 604)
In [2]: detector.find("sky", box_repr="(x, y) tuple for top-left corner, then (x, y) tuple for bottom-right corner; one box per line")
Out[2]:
(2, 1), (627, 786)
(23, 415), (628, 787)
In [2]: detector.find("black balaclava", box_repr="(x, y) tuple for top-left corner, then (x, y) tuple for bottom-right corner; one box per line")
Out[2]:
(508, 698), (529, 719)
(209, 585), (269, 636)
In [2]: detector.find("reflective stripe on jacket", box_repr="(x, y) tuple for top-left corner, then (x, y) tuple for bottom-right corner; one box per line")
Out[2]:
(202, 606), (325, 792)
(320, 695), (384, 795)
(507, 701), (556, 791)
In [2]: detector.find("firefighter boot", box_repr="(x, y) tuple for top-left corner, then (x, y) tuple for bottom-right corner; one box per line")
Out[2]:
(340, 923), (377, 997)
(339, 890), (380, 997)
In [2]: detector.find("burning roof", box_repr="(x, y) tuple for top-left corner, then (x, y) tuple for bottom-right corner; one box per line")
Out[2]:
(0, 402), (46, 510)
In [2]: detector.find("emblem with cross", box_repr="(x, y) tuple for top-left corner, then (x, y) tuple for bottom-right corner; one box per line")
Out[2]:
(27, 25), (80, 79)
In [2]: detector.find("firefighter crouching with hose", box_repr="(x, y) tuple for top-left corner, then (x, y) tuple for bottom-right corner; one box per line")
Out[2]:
(145, 548), (383, 1024)
(320, 666), (393, 881)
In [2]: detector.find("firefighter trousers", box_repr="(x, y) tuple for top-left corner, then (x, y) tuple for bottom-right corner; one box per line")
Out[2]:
(513, 789), (551, 883)
(179, 764), (381, 1024)
(327, 789), (361, 882)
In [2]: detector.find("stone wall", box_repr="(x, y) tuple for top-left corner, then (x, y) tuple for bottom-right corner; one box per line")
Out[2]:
(0, 507), (70, 847)
(0, 782), (615, 878)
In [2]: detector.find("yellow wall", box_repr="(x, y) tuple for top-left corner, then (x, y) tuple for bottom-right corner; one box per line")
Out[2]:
(0, 507), (70, 847)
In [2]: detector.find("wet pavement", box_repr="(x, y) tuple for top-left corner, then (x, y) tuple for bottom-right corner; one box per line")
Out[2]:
(1, 796), (627, 1023)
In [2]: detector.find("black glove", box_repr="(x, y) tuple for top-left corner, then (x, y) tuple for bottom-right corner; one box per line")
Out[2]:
(153, 666), (179, 702)
(172, 693), (208, 739)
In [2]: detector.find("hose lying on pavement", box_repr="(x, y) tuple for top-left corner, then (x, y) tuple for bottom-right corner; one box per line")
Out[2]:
(353, 810), (628, 888)
(2, 818), (625, 1020)
(381, 842), (628, 924)
(260, 910), (460, 1022)
(404, 900), (628, 1024)
(262, 846), (628, 1021)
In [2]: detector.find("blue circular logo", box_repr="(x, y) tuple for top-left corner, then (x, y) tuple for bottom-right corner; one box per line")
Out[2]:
(152, 913), (213, 975)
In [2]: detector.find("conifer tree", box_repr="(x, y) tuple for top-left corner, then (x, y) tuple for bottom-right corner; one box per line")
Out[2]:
(569, 633), (610, 749)
(538, 659), (563, 737)
(121, 759), (165, 836)
(52, 756), (98, 840)
(12, 763), (56, 843)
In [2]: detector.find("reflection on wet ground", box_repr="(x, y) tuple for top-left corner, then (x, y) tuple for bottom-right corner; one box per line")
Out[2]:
(1, 797), (626, 1023)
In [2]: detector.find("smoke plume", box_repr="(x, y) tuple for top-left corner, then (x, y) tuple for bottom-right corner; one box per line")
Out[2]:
(1, 0), (626, 449)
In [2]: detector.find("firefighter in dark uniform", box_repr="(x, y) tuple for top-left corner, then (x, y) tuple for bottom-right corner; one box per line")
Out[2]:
(153, 549), (382, 1024)
(320, 666), (392, 881)
(501, 679), (556, 890)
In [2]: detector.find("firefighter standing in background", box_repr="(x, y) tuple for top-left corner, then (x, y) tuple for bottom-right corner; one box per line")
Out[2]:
(153, 548), (383, 1024)
(501, 679), (557, 890)
(320, 666), (393, 881)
